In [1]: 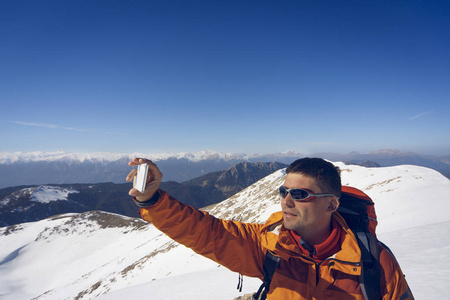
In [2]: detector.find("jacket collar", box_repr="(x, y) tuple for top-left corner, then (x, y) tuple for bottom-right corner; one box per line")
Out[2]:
(260, 211), (362, 266)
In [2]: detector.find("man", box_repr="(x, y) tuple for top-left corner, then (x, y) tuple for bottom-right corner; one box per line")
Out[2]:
(126, 157), (413, 299)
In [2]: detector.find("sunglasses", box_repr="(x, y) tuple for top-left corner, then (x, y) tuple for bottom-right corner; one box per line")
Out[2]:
(279, 186), (337, 202)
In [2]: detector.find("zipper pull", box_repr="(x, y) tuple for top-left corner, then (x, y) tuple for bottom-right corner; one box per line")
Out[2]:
(299, 238), (316, 257)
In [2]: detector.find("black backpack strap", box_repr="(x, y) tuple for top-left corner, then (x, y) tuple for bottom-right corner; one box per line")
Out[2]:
(355, 231), (381, 300)
(253, 251), (281, 300)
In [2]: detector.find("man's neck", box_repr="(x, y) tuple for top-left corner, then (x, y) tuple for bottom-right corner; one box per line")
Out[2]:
(296, 223), (332, 246)
(290, 219), (341, 262)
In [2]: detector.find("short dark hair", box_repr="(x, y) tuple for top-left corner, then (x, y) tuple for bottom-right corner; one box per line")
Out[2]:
(286, 158), (341, 198)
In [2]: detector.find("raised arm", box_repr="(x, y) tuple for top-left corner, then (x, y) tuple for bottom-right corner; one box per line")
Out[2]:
(126, 158), (266, 278)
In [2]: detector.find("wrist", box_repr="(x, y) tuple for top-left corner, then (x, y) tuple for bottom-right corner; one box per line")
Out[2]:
(133, 190), (161, 207)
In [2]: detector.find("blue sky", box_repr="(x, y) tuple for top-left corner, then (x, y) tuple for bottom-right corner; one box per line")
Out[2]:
(1, 0), (449, 155)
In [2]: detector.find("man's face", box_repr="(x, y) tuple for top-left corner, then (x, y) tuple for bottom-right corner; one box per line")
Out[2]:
(281, 173), (335, 236)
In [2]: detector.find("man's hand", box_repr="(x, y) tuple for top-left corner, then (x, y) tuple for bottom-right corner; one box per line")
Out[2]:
(126, 157), (163, 202)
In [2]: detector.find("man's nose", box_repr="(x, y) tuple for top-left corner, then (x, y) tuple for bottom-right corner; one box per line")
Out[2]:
(282, 194), (295, 208)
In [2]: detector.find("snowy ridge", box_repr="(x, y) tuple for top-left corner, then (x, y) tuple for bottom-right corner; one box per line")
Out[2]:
(0, 163), (449, 299)
(206, 162), (450, 234)
(205, 169), (286, 224)
(31, 186), (80, 203)
(0, 186), (79, 207)
(338, 163), (450, 232)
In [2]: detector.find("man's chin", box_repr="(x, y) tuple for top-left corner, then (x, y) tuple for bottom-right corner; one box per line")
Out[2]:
(282, 217), (296, 230)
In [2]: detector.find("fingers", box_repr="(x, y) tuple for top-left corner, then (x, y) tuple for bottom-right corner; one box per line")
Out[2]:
(146, 162), (163, 183)
(128, 157), (159, 167)
(128, 157), (163, 181)
(128, 157), (145, 167)
(126, 169), (137, 182)
(128, 187), (140, 197)
(127, 157), (163, 202)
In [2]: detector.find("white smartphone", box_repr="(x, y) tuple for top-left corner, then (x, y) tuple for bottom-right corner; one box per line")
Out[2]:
(135, 163), (148, 193)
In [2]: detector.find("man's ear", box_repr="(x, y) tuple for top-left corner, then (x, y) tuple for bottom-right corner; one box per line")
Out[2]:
(327, 197), (339, 212)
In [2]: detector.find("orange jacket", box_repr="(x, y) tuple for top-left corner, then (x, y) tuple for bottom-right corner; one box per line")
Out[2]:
(139, 190), (413, 300)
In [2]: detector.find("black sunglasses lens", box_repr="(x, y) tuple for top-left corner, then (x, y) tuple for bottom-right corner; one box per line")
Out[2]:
(279, 186), (288, 198)
(289, 189), (309, 200)
(279, 187), (310, 200)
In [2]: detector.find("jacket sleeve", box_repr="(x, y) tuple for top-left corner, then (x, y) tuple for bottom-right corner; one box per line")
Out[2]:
(380, 248), (414, 300)
(138, 190), (266, 279)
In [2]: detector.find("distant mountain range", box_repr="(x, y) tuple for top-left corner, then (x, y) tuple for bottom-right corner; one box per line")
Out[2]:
(0, 161), (287, 227)
(1, 149), (449, 189)
(0, 150), (298, 189)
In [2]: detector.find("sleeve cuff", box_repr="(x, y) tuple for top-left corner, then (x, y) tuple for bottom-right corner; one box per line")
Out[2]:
(133, 190), (161, 208)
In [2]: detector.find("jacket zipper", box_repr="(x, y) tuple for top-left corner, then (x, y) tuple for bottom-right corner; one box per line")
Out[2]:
(307, 248), (320, 286)
(286, 238), (361, 285)
(315, 262), (320, 285)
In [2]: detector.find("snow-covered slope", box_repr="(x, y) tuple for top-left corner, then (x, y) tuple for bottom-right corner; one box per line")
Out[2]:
(98, 221), (450, 300)
(1, 162), (449, 299)
(1, 186), (74, 207)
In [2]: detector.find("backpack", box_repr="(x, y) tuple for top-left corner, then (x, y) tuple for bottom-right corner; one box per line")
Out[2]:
(337, 186), (381, 300)
(251, 186), (391, 300)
